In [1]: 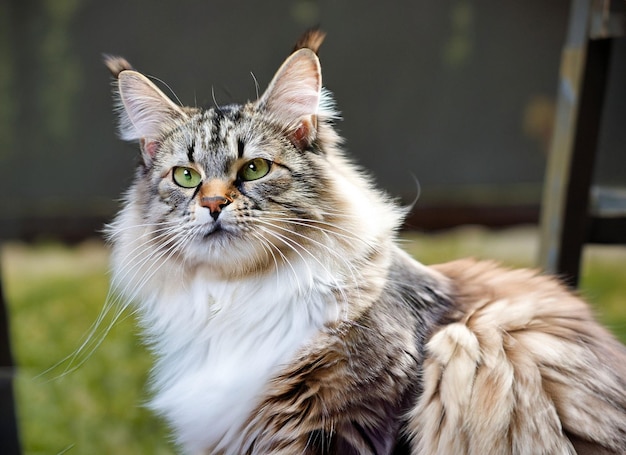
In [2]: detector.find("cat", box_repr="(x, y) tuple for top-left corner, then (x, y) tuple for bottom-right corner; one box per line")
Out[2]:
(104, 30), (626, 455)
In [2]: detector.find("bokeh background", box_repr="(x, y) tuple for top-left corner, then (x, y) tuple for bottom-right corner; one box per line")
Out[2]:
(0, 1), (624, 453)
(1, 0), (624, 237)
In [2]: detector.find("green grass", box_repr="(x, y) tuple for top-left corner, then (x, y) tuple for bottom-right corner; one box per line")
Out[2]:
(2, 241), (173, 454)
(1, 227), (625, 454)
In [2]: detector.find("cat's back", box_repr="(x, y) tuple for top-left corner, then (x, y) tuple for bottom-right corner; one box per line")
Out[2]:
(410, 258), (626, 454)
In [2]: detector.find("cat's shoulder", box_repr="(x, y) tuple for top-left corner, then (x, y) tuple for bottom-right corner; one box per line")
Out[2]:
(411, 258), (626, 453)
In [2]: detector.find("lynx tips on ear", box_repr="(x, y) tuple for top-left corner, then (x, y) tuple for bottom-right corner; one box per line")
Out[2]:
(292, 28), (326, 54)
(103, 54), (134, 78)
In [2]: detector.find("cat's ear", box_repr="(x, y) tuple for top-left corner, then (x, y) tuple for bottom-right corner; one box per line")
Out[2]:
(112, 68), (187, 161)
(259, 48), (322, 150)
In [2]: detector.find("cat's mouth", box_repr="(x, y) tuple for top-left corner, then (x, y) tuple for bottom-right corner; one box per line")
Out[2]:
(202, 221), (231, 238)
(203, 225), (223, 237)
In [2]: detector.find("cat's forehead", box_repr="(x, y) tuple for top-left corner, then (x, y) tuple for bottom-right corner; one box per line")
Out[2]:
(189, 103), (283, 151)
(163, 104), (246, 154)
(194, 104), (247, 141)
(159, 102), (282, 173)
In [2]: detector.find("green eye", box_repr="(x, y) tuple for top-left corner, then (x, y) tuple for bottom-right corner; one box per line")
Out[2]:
(172, 166), (202, 188)
(239, 158), (272, 181)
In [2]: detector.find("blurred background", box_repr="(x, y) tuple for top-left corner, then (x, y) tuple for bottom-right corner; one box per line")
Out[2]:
(0, 0), (624, 453)
(1, 0), (624, 237)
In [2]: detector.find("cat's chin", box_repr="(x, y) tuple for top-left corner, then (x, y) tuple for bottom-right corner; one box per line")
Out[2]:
(182, 234), (276, 279)
(201, 223), (228, 238)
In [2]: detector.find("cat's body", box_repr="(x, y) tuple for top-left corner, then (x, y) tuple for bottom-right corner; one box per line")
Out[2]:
(105, 31), (626, 454)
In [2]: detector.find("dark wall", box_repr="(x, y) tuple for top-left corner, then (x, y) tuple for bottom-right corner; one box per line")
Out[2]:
(1, 0), (622, 238)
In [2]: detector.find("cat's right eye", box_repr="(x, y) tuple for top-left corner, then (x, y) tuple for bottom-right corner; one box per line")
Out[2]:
(172, 166), (202, 188)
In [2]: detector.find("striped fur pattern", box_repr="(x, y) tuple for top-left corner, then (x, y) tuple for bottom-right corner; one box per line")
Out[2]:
(105, 30), (626, 454)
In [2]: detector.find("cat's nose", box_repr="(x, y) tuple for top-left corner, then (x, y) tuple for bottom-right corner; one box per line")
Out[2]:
(201, 196), (231, 221)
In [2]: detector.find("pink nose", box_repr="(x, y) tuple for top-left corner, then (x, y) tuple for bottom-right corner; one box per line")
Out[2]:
(200, 196), (230, 220)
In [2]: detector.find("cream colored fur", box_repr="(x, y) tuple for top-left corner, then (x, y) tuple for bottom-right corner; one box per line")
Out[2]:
(410, 260), (626, 455)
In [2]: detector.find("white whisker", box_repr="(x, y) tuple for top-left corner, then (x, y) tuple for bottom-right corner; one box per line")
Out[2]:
(42, 221), (191, 380)
(260, 215), (378, 250)
(255, 222), (352, 322)
(251, 229), (304, 296)
(254, 218), (360, 321)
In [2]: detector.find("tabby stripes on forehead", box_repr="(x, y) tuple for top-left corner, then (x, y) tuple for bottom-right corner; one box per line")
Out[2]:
(187, 139), (195, 163)
(211, 108), (224, 135)
(237, 139), (245, 158)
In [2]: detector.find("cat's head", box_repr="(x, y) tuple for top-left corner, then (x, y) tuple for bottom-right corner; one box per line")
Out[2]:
(106, 33), (401, 281)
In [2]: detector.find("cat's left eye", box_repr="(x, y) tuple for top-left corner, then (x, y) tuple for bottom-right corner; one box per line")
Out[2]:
(239, 158), (272, 181)
(173, 166), (202, 188)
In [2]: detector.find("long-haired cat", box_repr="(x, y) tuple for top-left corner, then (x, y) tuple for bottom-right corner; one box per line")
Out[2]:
(104, 30), (626, 454)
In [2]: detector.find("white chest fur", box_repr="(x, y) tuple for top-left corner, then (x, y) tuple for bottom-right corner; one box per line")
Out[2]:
(133, 260), (337, 454)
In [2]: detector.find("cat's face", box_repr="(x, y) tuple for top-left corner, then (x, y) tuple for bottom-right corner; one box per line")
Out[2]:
(109, 49), (356, 279)
(136, 103), (336, 276)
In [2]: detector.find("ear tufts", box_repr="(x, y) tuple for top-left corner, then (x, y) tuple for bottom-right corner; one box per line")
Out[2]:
(292, 28), (326, 55)
(103, 54), (134, 79)
(140, 139), (161, 161)
(289, 116), (317, 150)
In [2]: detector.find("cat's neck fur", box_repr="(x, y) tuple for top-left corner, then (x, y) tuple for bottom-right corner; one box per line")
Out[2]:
(143, 259), (339, 452)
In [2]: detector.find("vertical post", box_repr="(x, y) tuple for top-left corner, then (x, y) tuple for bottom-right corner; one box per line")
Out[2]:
(538, 0), (614, 286)
(0, 271), (21, 454)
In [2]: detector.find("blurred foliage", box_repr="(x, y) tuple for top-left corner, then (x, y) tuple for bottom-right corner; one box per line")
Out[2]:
(443, 0), (474, 69)
(1, 229), (624, 453)
(522, 94), (556, 154)
(39, 0), (84, 146)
